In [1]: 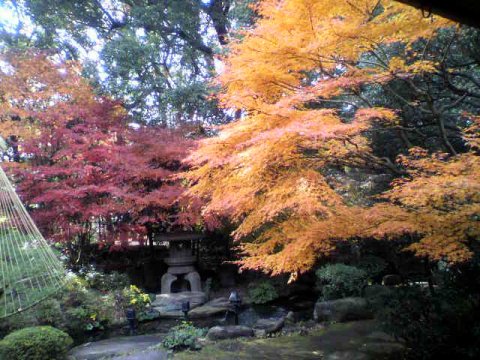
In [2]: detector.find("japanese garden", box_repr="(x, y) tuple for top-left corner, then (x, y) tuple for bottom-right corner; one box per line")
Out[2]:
(0, 1), (479, 359)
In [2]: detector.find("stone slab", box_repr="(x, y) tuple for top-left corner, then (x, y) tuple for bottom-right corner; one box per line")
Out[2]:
(68, 334), (166, 360)
(207, 325), (254, 340)
(253, 317), (285, 334)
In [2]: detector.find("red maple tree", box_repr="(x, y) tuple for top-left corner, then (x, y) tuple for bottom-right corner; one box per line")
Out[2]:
(0, 50), (199, 259)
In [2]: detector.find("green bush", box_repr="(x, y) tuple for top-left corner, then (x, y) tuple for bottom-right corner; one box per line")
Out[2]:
(356, 255), (387, 280)
(122, 285), (151, 312)
(248, 281), (279, 304)
(62, 287), (118, 338)
(0, 310), (38, 338)
(84, 271), (130, 291)
(316, 263), (368, 300)
(161, 321), (207, 351)
(378, 285), (480, 359)
(35, 299), (65, 326)
(0, 326), (73, 360)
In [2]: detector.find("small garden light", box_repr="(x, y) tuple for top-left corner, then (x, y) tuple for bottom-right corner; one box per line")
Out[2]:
(181, 300), (190, 319)
(125, 306), (136, 336)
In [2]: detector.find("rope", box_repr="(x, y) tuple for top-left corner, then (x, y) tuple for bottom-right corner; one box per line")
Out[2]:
(0, 166), (66, 319)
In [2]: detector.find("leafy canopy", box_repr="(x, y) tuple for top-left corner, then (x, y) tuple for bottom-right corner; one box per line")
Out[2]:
(186, 0), (479, 278)
(0, 50), (200, 251)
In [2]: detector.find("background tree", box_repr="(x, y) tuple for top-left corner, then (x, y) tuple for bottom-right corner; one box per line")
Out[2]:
(0, 50), (199, 265)
(0, 0), (258, 125)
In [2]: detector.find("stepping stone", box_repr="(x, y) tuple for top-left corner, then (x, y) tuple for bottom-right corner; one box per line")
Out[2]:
(207, 325), (254, 340)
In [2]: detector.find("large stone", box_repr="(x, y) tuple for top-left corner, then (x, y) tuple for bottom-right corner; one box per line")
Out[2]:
(325, 351), (368, 360)
(314, 297), (373, 323)
(366, 331), (397, 343)
(253, 317), (285, 334)
(151, 291), (207, 317)
(361, 342), (405, 358)
(188, 297), (231, 318)
(285, 311), (296, 324)
(207, 325), (254, 340)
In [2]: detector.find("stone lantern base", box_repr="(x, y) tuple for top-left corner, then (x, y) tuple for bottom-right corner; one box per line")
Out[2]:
(161, 270), (202, 294)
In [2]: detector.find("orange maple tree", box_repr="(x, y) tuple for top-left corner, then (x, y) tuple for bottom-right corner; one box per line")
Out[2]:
(185, 0), (479, 278)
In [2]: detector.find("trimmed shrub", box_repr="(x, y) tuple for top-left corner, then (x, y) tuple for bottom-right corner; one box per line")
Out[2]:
(248, 281), (279, 304)
(161, 322), (207, 351)
(0, 326), (73, 360)
(316, 263), (368, 300)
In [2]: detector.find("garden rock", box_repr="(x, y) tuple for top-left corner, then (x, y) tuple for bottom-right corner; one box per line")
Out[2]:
(361, 341), (405, 357)
(188, 297), (231, 318)
(253, 317), (285, 334)
(366, 331), (397, 343)
(314, 297), (373, 322)
(285, 311), (296, 323)
(151, 291), (207, 317)
(253, 329), (267, 337)
(325, 350), (368, 360)
(207, 325), (254, 340)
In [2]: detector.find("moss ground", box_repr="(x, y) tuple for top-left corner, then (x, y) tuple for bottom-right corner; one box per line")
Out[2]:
(175, 320), (404, 360)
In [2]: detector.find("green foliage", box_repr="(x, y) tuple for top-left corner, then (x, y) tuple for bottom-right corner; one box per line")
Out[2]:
(65, 306), (106, 333)
(316, 264), (368, 300)
(356, 255), (387, 280)
(248, 281), (279, 304)
(0, 232), (65, 318)
(0, 310), (38, 338)
(118, 284), (157, 322)
(82, 270), (130, 292)
(203, 277), (222, 300)
(0, 271), (144, 342)
(0, 326), (73, 360)
(378, 285), (480, 359)
(35, 299), (64, 326)
(61, 275), (121, 338)
(122, 285), (151, 312)
(161, 321), (207, 351)
(64, 273), (89, 292)
(7, 0), (256, 125)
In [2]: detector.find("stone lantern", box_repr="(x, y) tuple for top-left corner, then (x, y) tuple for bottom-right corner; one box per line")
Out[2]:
(161, 238), (202, 294)
(151, 233), (207, 316)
